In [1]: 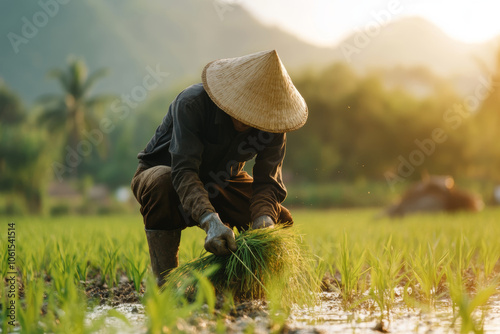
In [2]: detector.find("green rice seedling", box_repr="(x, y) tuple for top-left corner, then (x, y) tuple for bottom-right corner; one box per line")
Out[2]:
(410, 242), (449, 306)
(123, 239), (148, 292)
(46, 273), (128, 334)
(144, 274), (201, 334)
(447, 265), (497, 334)
(17, 236), (45, 283)
(17, 279), (45, 334)
(458, 234), (475, 272)
(24, 235), (55, 280)
(28, 252), (44, 280)
(190, 269), (217, 313)
(166, 225), (320, 309)
(49, 244), (80, 304)
(6, 208), (500, 333)
(75, 258), (89, 283)
(49, 265), (76, 304)
(38, 272), (128, 334)
(45, 275), (93, 334)
(124, 255), (147, 292)
(101, 246), (120, 287)
(334, 232), (368, 308)
(448, 234), (477, 294)
(368, 236), (405, 319)
(125, 254), (148, 292)
(56, 240), (75, 275)
(477, 240), (500, 283)
(450, 234), (475, 276)
(401, 277), (418, 310)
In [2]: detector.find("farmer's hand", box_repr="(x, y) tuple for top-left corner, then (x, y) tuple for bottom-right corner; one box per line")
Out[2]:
(199, 212), (237, 256)
(250, 215), (275, 229)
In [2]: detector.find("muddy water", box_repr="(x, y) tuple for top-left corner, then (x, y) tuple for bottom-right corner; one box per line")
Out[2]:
(289, 292), (500, 333)
(86, 292), (500, 333)
(86, 303), (147, 333)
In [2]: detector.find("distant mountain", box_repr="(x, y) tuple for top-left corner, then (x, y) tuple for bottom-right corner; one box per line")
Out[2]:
(0, 0), (333, 103)
(335, 17), (499, 95)
(0, 2), (499, 103)
(338, 17), (487, 74)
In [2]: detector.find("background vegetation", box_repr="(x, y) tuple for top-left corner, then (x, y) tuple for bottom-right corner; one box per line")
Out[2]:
(1, 50), (499, 214)
(2, 2), (500, 215)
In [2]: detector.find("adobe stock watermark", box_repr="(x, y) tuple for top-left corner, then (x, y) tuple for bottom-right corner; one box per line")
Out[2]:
(385, 74), (498, 190)
(341, 0), (403, 63)
(213, 0), (242, 21)
(7, 0), (72, 54)
(52, 64), (170, 181)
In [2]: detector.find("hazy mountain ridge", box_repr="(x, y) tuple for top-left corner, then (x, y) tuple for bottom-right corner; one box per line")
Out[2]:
(0, 0), (335, 102)
(0, 1), (499, 102)
(335, 16), (499, 95)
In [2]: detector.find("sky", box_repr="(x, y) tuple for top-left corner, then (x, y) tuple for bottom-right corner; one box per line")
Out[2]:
(236, 0), (500, 47)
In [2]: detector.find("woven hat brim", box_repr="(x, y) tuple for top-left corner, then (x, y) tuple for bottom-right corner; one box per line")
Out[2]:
(202, 50), (308, 133)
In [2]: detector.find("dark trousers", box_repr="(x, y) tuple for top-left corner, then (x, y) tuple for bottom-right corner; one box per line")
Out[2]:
(131, 165), (293, 231)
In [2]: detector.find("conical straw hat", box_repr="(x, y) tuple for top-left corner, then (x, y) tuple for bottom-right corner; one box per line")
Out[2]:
(202, 50), (308, 133)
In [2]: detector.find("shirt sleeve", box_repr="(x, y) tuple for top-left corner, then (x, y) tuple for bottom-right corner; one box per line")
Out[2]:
(169, 96), (216, 222)
(249, 133), (287, 222)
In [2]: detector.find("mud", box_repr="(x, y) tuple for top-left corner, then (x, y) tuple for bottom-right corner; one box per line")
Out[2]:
(84, 277), (144, 306)
(87, 303), (147, 333)
(84, 288), (500, 333)
(288, 291), (500, 333)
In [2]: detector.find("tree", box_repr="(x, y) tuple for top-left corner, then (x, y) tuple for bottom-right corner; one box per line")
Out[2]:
(0, 82), (49, 214)
(471, 48), (500, 182)
(0, 78), (25, 124)
(37, 57), (113, 176)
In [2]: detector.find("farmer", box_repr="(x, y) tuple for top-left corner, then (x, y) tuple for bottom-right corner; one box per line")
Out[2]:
(131, 50), (308, 285)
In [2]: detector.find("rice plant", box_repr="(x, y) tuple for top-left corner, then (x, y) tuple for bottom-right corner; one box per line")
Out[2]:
(166, 225), (320, 308)
(409, 241), (449, 306)
(334, 231), (368, 307)
(123, 238), (148, 292)
(17, 280), (45, 334)
(368, 236), (405, 318)
(447, 265), (497, 334)
(144, 270), (218, 334)
(477, 240), (500, 284)
(101, 246), (120, 287)
(5, 208), (500, 333)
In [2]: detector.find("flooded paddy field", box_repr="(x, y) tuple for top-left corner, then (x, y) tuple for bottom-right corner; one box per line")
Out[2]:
(3, 209), (500, 333)
(84, 289), (500, 333)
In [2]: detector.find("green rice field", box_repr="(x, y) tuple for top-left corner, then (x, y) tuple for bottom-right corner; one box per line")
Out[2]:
(2, 207), (500, 333)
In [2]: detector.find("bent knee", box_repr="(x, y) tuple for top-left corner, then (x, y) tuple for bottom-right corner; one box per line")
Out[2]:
(133, 165), (174, 201)
(145, 166), (173, 189)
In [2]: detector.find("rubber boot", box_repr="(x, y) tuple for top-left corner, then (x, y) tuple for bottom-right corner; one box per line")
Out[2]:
(145, 229), (181, 287)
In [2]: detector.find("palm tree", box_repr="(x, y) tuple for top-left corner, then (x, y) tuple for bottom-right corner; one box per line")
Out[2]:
(38, 57), (113, 175)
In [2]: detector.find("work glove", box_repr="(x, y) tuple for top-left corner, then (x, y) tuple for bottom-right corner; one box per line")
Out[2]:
(199, 212), (237, 256)
(250, 215), (275, 229)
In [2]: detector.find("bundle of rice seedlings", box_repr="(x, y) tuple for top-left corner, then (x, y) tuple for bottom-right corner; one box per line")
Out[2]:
(164, 225), (320, 308)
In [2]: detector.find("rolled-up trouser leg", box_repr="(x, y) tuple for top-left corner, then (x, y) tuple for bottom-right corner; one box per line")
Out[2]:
(131, 165), (196, 230)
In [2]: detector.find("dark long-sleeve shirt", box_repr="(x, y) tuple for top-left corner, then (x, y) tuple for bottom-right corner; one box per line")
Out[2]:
(138, 83), (287, 223)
